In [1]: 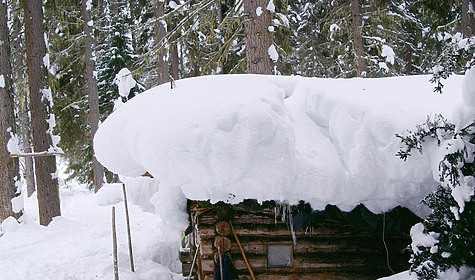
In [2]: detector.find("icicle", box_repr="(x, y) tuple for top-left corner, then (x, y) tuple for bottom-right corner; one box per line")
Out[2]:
(281, 205), (286, 223)
(274, 206), (278, 225)
(288, 207), (297, 246)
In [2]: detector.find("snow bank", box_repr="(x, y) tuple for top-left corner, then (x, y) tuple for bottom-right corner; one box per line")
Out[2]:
(95, 74), (467, 216)
(0, 178), (187, 280)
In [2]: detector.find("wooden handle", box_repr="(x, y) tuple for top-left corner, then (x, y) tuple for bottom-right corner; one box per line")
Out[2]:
(112, 206), (119, 280)
(230, 222), (256, 280)
(122, 184), (135, 272)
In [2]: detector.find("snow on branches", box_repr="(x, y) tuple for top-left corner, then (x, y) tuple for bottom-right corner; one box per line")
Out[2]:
(397, 115), (474, 280)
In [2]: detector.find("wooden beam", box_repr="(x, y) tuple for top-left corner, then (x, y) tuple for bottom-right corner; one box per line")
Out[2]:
(10, 151), (64, 158)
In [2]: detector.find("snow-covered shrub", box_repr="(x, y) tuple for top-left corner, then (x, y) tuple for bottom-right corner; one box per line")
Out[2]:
(397, 115), (474, 279)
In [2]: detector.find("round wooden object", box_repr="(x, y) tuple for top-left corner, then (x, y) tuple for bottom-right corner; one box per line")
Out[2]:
(216, 221), (231, 236)
(214, 236), (232, 252)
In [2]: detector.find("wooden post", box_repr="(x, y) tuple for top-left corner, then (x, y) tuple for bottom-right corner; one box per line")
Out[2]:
(122, 183), (135, 272)
(230, 222), (256, 280)
(188, 242), (200, 280)
(217, 245), (223, 280)
(112, 206), (119, 280)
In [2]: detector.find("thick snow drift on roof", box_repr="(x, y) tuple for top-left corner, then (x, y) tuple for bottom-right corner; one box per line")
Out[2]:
(94, 74), (469, 215)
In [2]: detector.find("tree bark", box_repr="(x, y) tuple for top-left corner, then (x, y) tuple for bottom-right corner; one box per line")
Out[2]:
(82, 0), (105, 192)
(23, 0), (61, 226)
(170, 43), (179, 80)
(461, 0), (475, 37)
(351, 0), (366, 77)
(243, 0), (274, 74)
(404, 22), (413, 75)
(155, 0), (169, 84)
(0, 0), (20, 222)
(11, 4), (36, 197)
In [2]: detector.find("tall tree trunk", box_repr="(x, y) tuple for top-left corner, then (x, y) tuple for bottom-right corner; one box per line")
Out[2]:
(82, 0), (104, 192)
(461, 0), (475, 37)
(404, 22), (413, 75)
(20, 96), (36, 197)
(351, 0), (366, 77)
(11, 5), (36, 197)
(23, 0), (61, 226)
(155, 0), (169, 84)
(170, 43), (179, 80)
(129, 0), (137, 52)
(169, 18), (180, 80)
(243, 0), (274, 74)
(0, 0), (21, 222)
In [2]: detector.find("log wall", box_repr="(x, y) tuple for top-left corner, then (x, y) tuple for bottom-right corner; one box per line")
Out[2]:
(181, 201), (413, 280)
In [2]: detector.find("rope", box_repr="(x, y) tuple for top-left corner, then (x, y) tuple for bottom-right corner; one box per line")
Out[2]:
(382, 212), (395, 274)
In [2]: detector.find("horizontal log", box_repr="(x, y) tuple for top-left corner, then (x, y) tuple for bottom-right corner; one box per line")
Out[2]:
(181, 262), (197, 276)
(235, 213), (278, 225)
(10, 151), (64, 158)
(200, 239), (382, 259)
(237, 272), (371, 280)
(198, 253), (386, 275)
(223, 226), (353, 238)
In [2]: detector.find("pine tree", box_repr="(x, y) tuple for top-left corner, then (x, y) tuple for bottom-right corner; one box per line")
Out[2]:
(10, 0), (36, 197)
(397, 115), (474, 279)
(97, 0), (139, 117)
(23, 0), (61, 226)
(0, 0), (21, 222)
(82, 0), (104, 192)
(46, 0), (92, 186)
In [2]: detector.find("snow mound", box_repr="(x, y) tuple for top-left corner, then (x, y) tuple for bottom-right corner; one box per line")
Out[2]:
(95, 74), (467, 215)
(0, 179), (187, 280)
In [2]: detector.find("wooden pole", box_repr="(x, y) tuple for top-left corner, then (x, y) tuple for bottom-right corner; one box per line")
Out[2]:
(122, 183), (135, 272)
(230, 222), (256, 280)
(188, 242), (200, 280)
(9, 152), (64, 158)
(112, 206), (119, 280)
(218, 245), (223, 280)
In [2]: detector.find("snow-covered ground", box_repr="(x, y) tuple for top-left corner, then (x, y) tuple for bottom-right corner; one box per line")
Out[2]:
(0, 177), (187, 280)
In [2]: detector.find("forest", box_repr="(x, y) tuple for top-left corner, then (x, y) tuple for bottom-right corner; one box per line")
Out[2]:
(0, 0), (474, 279)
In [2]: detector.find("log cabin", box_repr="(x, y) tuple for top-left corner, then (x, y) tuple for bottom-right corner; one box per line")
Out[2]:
(180, 200), (421, 280)
(91, 75), (465, 279)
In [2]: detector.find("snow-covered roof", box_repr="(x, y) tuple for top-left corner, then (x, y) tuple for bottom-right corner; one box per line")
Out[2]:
(94, 73), (472, 216)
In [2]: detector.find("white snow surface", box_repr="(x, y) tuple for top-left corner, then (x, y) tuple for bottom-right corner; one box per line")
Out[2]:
(6, 132), (21, 155)
(268, 44), (279, 62)
(0, 74), (5, 88)
(0, 177), (187, 280)
(266, 0), (275, 12)
(94, 74), (468, 216)
(256, 6), (263, 16)
(381, 44), (395, 64)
